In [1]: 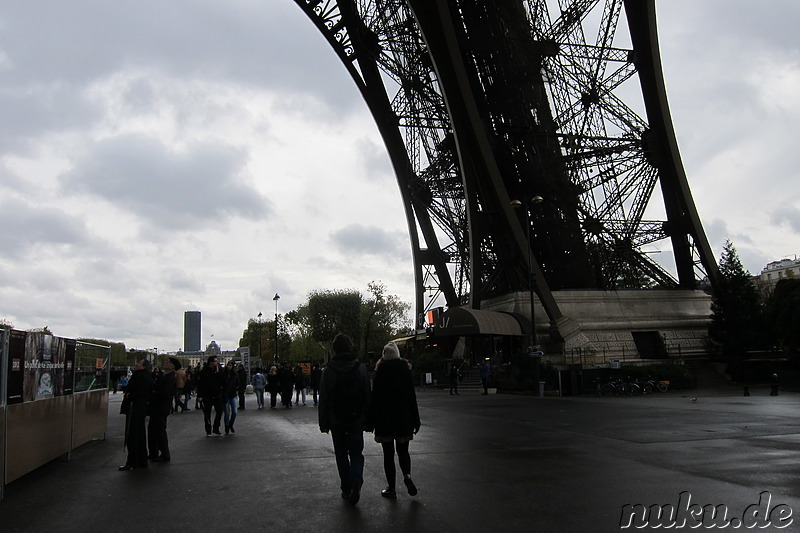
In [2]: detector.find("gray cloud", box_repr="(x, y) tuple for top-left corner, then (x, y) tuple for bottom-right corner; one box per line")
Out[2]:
(0, 1), (362, 108)
(0, 198), (91, 258)
(58, 134), (271, 233)
(163, 267), (206, 294)
(331, 223), (408, 258)
(772, 205), (800, 233)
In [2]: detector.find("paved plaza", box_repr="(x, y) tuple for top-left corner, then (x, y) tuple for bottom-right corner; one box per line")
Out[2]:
(1, 384), (798, 532)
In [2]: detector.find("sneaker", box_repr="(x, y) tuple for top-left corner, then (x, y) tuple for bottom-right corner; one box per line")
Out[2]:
(381, 488), (397, 499)
(404, 477), (418, 496)
(349, 480), (363, 506)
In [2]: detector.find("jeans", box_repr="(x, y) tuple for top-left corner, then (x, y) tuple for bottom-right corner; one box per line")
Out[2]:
(223, 396), (238, 429)
(174, 388), (187, 411)
(331, 424), (365, 494)
(202, 399), (223, 434)
(254, 387), (265, 408)
(295, 387), (307, 405)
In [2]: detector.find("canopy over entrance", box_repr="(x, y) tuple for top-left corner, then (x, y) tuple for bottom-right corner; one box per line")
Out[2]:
(435, 307), (528, 337)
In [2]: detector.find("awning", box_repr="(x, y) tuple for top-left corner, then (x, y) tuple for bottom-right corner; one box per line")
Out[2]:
(434, 307), (529, 337)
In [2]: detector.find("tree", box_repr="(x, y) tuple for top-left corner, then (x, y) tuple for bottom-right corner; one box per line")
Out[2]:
(709, 240), (764, 357)
(282, 308), (326, 363)
(239, 317), (271, 367)
(236, 284), (413, 364)
(306, 289), (363, 354)
(361, 280), (412, 358)
(77, 338), (128, 366)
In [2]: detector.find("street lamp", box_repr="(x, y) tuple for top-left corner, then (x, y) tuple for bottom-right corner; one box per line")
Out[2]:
(511, 196), (544, 394)
(257, 312), (263, 366)
(273, 293), (280, 362)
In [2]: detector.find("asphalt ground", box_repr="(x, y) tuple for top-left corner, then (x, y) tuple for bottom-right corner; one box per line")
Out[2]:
(1, 384), (799, 532)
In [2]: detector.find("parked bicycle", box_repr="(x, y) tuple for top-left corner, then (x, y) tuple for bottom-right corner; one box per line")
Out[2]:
(641, 378), (669, 393)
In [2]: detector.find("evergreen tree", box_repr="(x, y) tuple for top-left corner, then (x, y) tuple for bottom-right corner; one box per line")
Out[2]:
(709, 240), (763, 356)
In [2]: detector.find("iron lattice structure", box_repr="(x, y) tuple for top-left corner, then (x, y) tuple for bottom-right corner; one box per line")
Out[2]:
(294, 0), (719, 329)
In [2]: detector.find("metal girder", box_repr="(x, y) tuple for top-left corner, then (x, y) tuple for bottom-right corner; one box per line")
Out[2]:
(292, 0), (719, 329)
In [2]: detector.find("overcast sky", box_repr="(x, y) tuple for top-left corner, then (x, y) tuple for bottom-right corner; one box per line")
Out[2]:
(1, 1), (798, 353)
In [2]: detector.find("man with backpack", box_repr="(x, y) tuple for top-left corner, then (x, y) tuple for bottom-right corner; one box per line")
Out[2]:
(319, 333), (371, 506)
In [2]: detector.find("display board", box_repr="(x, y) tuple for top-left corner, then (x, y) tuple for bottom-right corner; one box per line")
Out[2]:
(6, 331), (75, 404)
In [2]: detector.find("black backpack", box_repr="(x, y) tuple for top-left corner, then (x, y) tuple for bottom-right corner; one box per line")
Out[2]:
(332, 364), (364, 424)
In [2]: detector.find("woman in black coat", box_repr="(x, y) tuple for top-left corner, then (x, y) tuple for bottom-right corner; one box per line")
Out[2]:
(119, 359), (154, 470)
(365, 342), (421, 498)
(266, 366), (280, 409)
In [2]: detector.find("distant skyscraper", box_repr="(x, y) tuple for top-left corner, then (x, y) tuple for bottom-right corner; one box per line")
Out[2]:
(184, 311), (201, 352)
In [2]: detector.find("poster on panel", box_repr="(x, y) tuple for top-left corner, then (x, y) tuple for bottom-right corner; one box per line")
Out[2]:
(7, 330), (25, 404)
(22, 333), (67, 402)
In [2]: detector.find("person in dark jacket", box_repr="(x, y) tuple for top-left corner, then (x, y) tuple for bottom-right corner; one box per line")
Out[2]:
(365, 342), (420, 498)
(119, 359), (154, 471)
(319, 333), (371, 506)
(222, 360), (239, 434)
(480, 358), (491, 395)
(449, 362), (460, 395)
(196, 356), (225, 436)
(294, 364), (308, 406)
(279, 362), (295, 408)
(236, 363), (247, 409)
(310, 363), (322, 406)
(148, 357), (178, 462)
(266, 365), (280, 409)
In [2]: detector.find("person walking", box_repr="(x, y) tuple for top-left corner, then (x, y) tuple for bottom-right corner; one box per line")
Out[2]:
(365, 342), (420, 499)
(197, 356), (225, 436)
(148, 358), (178, 462)
(184, 368), (194, 408)
(449, 362), (460, 395)
(119, 359), (154, 471)
(118, 373), (129, 393)
(252, 367), (266, 409)
(174, 362), (189, 412)
(223, 360), (240, 434)
(294, 364), (308, 406)
(480, 358), (491, 395)
(319, 333), (371, 506)
(310, 363), (322, 406)
(279, 362), (294, 408)
(194, 364), (204, 410)
(267, 365), (280, 409)
(237, 363), (247, 410)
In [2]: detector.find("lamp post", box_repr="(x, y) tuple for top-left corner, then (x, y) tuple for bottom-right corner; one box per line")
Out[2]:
(511, 195), (544, 394)
(257, 312), (263, 366)
(273, 293), (280, 363)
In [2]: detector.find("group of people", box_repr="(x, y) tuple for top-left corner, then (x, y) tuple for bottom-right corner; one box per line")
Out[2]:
(194, 356), (244, 436)
(249, 362), (323, 409)
(119, 357), (182, 470)
(318, 333), (421, 506)
(119, 333), (423, 508)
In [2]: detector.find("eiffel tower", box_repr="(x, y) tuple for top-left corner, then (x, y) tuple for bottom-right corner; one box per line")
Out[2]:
(294, 0), (719, 360)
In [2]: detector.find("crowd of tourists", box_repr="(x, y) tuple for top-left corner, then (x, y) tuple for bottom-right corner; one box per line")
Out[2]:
(118, 333), (421, 507)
